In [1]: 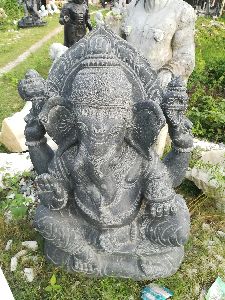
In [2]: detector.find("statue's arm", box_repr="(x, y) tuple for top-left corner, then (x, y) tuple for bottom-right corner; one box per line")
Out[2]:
(161, 5), (196, 83)
(18, 70), (54, 175)
(162, 77), (193, 187)
(25, 118), (54, 175)
(85, 8), (92, 31)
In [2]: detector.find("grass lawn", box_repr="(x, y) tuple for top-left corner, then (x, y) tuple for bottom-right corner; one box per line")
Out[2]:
(0, 15), (61, 69)
(0, 7), (108, 129)
(0, 4), (104, 69)
(0, 30), (64, 153)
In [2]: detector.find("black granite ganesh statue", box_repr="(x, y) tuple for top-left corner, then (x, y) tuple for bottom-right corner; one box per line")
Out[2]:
(18, 25), (193, 280)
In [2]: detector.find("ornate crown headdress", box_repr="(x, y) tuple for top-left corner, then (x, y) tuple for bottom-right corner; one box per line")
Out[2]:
(46, 25), (163, 107)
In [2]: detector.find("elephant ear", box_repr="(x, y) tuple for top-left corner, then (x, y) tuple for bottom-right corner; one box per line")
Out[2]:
(39, 96), (77, 147)
(127, 101), (166, 159)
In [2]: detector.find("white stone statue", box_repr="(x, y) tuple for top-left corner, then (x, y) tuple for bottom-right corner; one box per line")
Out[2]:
(39, 5), (48, 17)
(95, 11), (105, 28)
(105, 4), (125, 35)
(121, 0), (196, 88)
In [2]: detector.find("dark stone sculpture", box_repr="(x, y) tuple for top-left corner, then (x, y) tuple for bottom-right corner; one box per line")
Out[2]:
(18, 0), (47, 28)
(59, 0), (92, 48)
(19, 25), (193, 280)
(184, 0), (224, 17)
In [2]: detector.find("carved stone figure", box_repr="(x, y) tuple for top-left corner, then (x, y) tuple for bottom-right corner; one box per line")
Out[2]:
(19, 26), (193, 280)
(185, 0), (225, 17)
(18, 0), (47, 28)
(120, 0), (196, 88)
(59, 0), (92, 48)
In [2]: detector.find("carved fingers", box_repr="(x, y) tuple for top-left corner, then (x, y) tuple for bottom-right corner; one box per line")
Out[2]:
(24, 119), (46, 142)
(162, 77), (193, 152)
(36, 174), (69, 210)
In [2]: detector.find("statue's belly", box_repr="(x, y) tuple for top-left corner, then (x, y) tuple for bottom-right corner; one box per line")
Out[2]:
(73, 146), (143, 227)
(74, 179), (142, 227)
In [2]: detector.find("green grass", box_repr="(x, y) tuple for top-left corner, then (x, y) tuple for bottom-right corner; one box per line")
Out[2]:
(0, 7), (107, 149)
(0, 30), (63, 133)
(0, 15), (61, 68)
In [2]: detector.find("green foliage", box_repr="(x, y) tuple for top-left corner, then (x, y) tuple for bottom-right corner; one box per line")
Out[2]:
(187, 96), (225, 142)
(0, 0), (23, 28)
(45, 274), (62, 296)
(0, 172), (33, 219)
(187, 18), (225, 143)
(0, 24), (63, 132)
(189, 147), (225, 195)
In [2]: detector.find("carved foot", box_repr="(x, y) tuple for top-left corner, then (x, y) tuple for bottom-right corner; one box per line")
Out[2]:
(36, 174), (69, 210)
(145, 195), (190, 247)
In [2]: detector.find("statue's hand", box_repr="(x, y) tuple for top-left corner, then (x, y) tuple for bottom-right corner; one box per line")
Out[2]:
(36, 174), (69, 210)
(168, 117), (193, 151)
(162, 77), (193, 152)
(18, 69), (46, 102)
(157, 69), (172, 89)
(24, 116), (46, 142)
(149, 200), (177, 218)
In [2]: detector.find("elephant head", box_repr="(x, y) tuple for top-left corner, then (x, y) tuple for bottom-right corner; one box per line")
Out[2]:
(38, 60), (165, 163)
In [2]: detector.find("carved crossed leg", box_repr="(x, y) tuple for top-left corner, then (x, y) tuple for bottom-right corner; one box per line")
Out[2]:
(143, 160), (190, 247)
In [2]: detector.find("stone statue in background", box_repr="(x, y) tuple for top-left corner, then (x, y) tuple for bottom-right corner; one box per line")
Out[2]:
(18, 0), (47, 28)
(19, 26), (193, 280)
(121, 0), (196, 88)
(59, 0), (92, 48)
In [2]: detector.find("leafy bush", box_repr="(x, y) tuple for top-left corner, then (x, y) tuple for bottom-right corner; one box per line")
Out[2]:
(187, 95), (225, 142)
(0, 0), (23, 19)
(0, 172), (34, 220)
(187, 17), (225, 143)
(0, 0), (23, 29)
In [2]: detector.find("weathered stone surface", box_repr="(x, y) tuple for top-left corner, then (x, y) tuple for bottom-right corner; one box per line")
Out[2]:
(105, 4), (125, 35)
(18, 0), (47, 28)
(120, 0), (196, 87)
(186, 143), (225, 213)
(49, 43), (68, 62)
(10, 257), (18, 272)
(0, 102), (57, 153)
(5, 240), (13, 251)
(10, 250), (28, 272)
(22, 241), (38, 251)
(19, 26), (193, 280)
(0, 102), (31, 152)
(23, 268), (34, 282)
